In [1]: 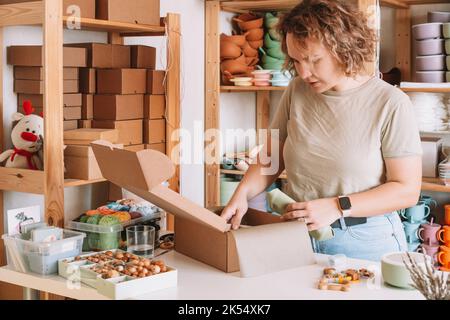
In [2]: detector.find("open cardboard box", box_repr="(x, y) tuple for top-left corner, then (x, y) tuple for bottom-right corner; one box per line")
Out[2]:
(90, 141), (315, 275)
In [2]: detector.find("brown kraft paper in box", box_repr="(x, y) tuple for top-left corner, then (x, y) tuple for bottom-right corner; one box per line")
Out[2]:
(112, 44), (131, 68)
(14, 67), (79, 80)
(19, 94), (82, 107)
(64, 107), (82, 120)
(79, 68), (96, 93)
(64, 120), (78, 131)
(14, 80), (79, 94)
(7, 46), (87, 67)
(144, 119), (165, 144)
(90, 141), (316, 275)
(82, 94), (94, 119)
(144, 95), (165, 119)
(63, 0), (95, 19)
(145, 143), (165, 154)
(78, 119), (92, 128)
(92, 120), (143, 145)
(147, 70), (165, 94)
(130, 45), (156, 69)
(64, 43), (112, 68)
(93, 94), (143, 120)
(96, 0), (160, 25)
(97, 69), (146, 94)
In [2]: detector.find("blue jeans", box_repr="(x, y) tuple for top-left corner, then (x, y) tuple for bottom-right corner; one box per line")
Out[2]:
(312, 212), (407, 261)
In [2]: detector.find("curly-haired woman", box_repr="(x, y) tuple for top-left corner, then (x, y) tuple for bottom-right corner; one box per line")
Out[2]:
(221, 0), (422, 261)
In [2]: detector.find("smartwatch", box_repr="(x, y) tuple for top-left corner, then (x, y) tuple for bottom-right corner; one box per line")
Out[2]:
(337, 196), (352, 218)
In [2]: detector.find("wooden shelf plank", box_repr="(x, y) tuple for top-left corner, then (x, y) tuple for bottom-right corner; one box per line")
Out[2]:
(221, 85), (286, 92)
(402, 0), (448, 5)
(0, 1), (165, 36)
(0, 167), (45, 194)
(63, 178), (107, 188)
(401, 87), (450, 93)
(421, 177), (450, 193)
(221, 169), (287, 179)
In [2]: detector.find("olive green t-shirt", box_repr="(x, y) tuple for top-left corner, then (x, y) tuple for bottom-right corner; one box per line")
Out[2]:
(269, 76), (423, 202)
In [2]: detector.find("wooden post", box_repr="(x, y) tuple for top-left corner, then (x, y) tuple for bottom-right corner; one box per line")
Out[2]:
(395, 8), (411, 81)
(256, 91), (270, 144)
(205, 1), (220, 207)
(108, 32), (123, 45)
(43, 0), (64, 227)
(165, 13), (181, 231)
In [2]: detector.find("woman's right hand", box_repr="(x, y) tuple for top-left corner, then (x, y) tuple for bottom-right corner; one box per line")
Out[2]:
(220, 191), (249, 230)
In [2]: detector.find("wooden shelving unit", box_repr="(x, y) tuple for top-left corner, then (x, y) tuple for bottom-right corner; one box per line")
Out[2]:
(205, 0), (450, 207)
(0, 1), (181, 268)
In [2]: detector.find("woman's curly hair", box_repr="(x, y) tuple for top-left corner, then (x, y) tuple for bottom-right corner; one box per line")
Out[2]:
(278, 0), (377, 77)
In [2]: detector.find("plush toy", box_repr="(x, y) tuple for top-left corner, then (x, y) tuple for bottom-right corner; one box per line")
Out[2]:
(0, 101), (43, 170)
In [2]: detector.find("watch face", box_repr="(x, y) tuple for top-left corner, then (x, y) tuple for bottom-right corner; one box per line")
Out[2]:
(339, 197), (352, 210)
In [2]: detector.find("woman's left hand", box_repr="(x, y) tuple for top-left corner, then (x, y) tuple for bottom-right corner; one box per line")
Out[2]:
(282, 197), (342, 231)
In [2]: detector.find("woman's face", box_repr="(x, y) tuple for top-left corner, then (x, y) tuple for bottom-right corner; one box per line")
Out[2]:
(286, 33), (345, 93)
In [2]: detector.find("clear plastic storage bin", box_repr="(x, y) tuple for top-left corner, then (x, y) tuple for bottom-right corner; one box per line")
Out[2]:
(66, 213), (161, 252)
(2, 230), (85, 275)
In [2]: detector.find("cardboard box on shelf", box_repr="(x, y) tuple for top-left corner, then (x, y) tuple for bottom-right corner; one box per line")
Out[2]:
(79, 68), (96, 93)
(421, 137), (444, 178)
(130, 45), (156, 69)
(64, 106), (82, 120)
(112, 44), (131, 68)
(93, 94), (143, 120)
(64, 145), (102, 180)
(7, 46), (87, 67)
(124, 144), (145, 152)
(147, 70), (165, 94)
(64, 128), (119, 145)
(14, 80), (79, 94)
(82, 94), (94, 119)
(144, 94), (165, 119)
(145, 143), (165, 154)
(64, 120), (78, 131)
(14, 66), (79, 80)
(63, 0), (95, 18)
(19, 93), (82, 108)
(64, 43), (112, 68)
(144, 119), (165, 144)
(97, 69), (146, 94)
(96, 0), (160, 25)
(78, 119), (92, 128)
(108, 182), (123, 201)
(90, 142), (316, 274)
(92, 119), (143, 145)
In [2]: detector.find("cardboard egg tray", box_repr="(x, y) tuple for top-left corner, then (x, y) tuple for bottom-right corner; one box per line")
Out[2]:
(58, 249), (177, 299)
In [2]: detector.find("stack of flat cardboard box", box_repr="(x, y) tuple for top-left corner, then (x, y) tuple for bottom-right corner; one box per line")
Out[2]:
(8, 45), (87, 131)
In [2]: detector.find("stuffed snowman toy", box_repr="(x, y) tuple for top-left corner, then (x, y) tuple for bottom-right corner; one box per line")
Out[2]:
(0, 100), (43, 170)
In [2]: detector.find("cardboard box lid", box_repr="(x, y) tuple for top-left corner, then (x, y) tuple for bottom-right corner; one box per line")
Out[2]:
(91, 141), (230, 232)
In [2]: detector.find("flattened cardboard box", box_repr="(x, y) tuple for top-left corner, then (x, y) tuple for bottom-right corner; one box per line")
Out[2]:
(97, 69), (146, 94)
(90, 142), (315, 273)
(93, 94), (143, 120)
(144, 95), (165, 119)
(64, 43), (112, 68)
(96, 0), (160, 26)
(18, 94), (82, 108)
(14, 80), (79, 94)
(79, 68), (96, 93)
(7, 46), (87, 67)
(92, 119), (143, 145)
(130, 45), (156, 69)
(14, 67), (79, 80)
(63, 0), (95, 18)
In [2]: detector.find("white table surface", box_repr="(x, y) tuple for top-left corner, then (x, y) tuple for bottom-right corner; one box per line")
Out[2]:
(0, 251), (424, 300)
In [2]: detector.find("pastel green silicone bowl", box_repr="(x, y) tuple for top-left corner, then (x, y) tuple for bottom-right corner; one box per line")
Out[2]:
(381, 252), (430, 289)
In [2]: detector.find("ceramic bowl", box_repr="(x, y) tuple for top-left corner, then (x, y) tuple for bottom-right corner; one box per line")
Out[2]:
(242, 42), (258, 57)
(415, 71), (445, 83)
(264, 33), (281, 49)
(245, 28), (264, 41)
(381, 252), (430, 289)
(415, 39), (444, 56)
(220, 33), (246, 47)
(235, 16), (263, 31)
(270, 79), (290, 87)
(265, 12), (279, 29)
(262, 53), (284, 64)
(444, 23), (450, 38)
(265, 47), (286, 60)
(428, 11), (450, 23)
(220, 41), (242, 60)
(248, 39), (263, 50)
(268, 28), (282, 41)
(252, 79), (270, 87)
(446, 39), (450, 55)
(221, 58), (251, 75)
(230, 77), (253, 87)
(415, 55), (446, 71)
(412, 23), (442, 40)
